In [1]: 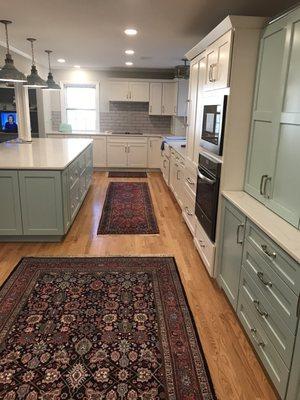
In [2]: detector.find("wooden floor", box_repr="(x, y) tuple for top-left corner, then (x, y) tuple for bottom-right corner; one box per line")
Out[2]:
(0, 172), (278, 400)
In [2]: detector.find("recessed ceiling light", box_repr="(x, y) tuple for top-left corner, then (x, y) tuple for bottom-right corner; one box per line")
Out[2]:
(74, 65), (81, 68)
(125, 49), (135, 55)
(57, 58), (65, 63)
(124, 28), (137, 36)
(125, 61), (133, 66)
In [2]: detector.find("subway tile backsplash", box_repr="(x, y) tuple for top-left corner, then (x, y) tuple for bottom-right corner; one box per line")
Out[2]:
(51, 102), (171, 135)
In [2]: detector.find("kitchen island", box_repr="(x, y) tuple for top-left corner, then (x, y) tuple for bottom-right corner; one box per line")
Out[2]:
(0, 138), (93, 241)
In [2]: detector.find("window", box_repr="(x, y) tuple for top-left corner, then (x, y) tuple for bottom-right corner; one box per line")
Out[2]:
(62, 83), (99, 131)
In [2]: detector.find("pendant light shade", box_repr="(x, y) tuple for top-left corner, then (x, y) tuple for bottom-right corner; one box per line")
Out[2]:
(44, 50), (60, 90)
(24, 38), (47, 88)
(0, 20), (27, 83)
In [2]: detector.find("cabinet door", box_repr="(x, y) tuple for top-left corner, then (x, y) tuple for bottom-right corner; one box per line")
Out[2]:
(161, 155), (170, 185)
(108, 81), (129, 101)
(0, 171), (23, 235)
(204, 46), (217, 90)
(92, 137), (107, 167)
(169, 152), (177, 193)
(193, 54), (207, 163)
(175, 160), (185, 208)
(127, 142), (148, 167)
(162, 82), (177, 115)
(19, 171), (64, 236)
(267, 17), (300, 227)
(213, 30), (232, 90)
(176, 79), (189, 117)
(186, 58), (200, 163)
(129, 82), (149, 102)
(218, 199), (246, 310)
(149, 83), (162, 115)
(148, 137), (162, 168)
(245, 25), (287, 203)
(107, 142), (128, 167)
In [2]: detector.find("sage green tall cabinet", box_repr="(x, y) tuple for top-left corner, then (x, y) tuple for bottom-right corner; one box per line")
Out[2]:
(245, 8), (300, 228)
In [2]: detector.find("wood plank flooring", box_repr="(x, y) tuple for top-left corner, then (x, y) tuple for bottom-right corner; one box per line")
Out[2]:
(0, 171), (278, 400)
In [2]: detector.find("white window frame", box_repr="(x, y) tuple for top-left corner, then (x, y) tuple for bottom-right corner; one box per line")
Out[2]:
(60, 81), (100, 132)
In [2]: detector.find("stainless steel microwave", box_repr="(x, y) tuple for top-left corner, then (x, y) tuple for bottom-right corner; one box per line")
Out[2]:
(200, 95), (228, 156)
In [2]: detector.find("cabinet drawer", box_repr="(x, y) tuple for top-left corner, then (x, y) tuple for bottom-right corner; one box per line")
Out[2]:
(69, 159), (80, 188)
(194, 219), (215, 276)
(245, 221), (300, 295)
(243, 240), (299, 334)
(70, 180), (80, 220)
(238, 294), (289, 398)
(182, 188), (196, 235)
(78, 152), (86, 175)
(240, 267), (295, 367)
(184, 164), (197, 197)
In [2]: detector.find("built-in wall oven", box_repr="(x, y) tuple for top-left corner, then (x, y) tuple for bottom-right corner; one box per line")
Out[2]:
(200, 94), (228, 156)
(195, 153), (221, 242)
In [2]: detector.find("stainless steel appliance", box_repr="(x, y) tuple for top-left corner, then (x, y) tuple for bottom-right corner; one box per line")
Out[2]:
(200, 94), (227, 155)
(195, 153), (221, 242)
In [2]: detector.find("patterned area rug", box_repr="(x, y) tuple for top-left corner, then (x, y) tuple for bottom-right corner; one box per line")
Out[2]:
(98, 182), (159, 234)
(108, 172), (147, 178)
(0, 257), (216, 400)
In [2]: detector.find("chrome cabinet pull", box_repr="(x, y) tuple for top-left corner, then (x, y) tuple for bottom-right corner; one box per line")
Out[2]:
(186, 177), (195, 186)
(261, 244), (276, 259)
(176, 170), (180, 180)
(236, 224), (244, 245)
(211, 63), (217, 82)
(264, 176), (272, 199)
(251, 328), (265, 347)
(208, 64), (214, 82)
(253, 300), (268, 318)
(149, 105), (152, 113)
(257, 271), (272, 287)
(260, 174), (268, 195)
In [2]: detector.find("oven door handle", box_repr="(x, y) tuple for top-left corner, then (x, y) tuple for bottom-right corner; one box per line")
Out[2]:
(197, 170), (215, 185)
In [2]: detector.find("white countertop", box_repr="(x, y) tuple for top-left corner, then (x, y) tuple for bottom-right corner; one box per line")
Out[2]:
(48, 131), (170, 138)
(223, 191), (300, 263)
(0, 138), (93, 170)
(168, 141), (186, 158)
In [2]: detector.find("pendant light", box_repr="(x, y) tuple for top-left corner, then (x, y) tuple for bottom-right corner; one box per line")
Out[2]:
(24, 38), (47, 88)
(44, 50), (60, 90)
(0, 20), (27, 83)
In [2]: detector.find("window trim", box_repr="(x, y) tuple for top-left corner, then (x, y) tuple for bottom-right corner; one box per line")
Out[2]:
(60, 81), (100, 132)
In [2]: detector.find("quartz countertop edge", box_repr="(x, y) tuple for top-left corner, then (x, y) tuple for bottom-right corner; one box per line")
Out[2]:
(48, 131), (169, 138)
(222, 190), (300, 263)
(0, 138), (93, 170)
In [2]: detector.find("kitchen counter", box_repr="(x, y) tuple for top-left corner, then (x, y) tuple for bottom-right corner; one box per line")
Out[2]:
(168, 141), (186, 158)
(48, 131), (171, 138)
(223, 190), (300, 263)
(0, 138), (93, 170)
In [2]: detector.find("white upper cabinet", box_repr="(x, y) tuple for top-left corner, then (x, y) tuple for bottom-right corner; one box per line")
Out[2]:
(128, 82), (149, 102)
(108, 81), (149, 102)
(162, 82), (178, 115)
(149, 83), (162, 115)
(108, 81), (129, 101)
(204, 30), (232, 91)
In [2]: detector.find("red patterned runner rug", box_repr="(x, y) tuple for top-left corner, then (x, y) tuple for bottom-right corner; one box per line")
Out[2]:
(0, 257), (216, 399)
(98, 182), (159, 234)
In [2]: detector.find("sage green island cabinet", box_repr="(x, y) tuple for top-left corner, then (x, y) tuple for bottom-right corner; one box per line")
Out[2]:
(217, 199), (246, 310)
(217, 193), (300, 400)
(0, 138), (93, 242)
(245, 7), (300, 228)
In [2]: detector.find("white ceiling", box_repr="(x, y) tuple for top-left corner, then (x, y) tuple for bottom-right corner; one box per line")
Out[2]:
(0, 0), (296, 70)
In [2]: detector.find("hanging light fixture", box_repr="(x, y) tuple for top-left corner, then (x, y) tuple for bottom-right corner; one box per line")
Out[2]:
(24, 38), (47, 88)
(0, 20), (27, 83)
(44, 50), (60, 90)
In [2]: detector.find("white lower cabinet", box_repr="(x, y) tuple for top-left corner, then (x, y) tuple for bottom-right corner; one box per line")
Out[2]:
(127, 142), (148, 168)
(194, 219), (216, 277)
(107, 142), (128, 167)
(169, 150), (185, 208)
(182, 186), (196, 235)
(92, 137), (107, 167)
(107, 137), (148, 168)
(148, 137), (162, 168)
